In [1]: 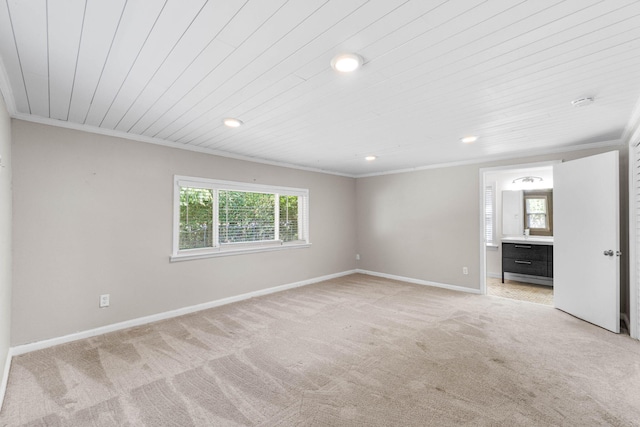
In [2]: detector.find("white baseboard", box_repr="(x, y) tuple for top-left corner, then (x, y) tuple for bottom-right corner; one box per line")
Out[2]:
(0, 347), (12, 412)
(11, 270), (357, 356)
(356, 269), (482, 294)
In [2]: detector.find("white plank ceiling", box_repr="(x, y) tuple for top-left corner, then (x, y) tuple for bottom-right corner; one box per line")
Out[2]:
(1, 0), (640, 176)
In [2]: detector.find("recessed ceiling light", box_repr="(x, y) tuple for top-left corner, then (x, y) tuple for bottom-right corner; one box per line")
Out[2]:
(571, 97), (594, 107)
(331, 53), (363, 73)
(223, 117), (243, 128)
(460, 136), (478, 143)
(365, 155), (377, 161)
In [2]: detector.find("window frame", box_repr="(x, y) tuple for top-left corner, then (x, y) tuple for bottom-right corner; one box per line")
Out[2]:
(172, 176), (310, 262)
(523, 189), (553, 236)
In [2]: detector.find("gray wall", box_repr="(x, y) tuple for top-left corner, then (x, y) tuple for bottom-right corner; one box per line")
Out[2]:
(356, 164), (479, 288)
(9, 117), (632, 346)
(355, 146), (629, 315)
(0, 95), (11, 392)
(11, 120), (357, 345)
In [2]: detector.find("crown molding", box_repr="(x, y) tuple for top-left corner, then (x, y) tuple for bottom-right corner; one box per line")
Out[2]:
(354, 139), (625, 178)
(12, 113), (356, 178)
(10, 112), (626, 181)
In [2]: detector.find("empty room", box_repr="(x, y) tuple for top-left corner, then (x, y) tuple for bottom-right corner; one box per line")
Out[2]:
(1, 1), (640, 425)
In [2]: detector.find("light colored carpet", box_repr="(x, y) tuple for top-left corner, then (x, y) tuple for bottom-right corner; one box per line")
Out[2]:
(487, 276), (554, 306)
(1, 273), (640, 426)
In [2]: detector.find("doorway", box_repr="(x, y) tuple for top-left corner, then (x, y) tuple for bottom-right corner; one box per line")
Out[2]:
(486, 276), (553, 305)
(480, 162), (557, 306)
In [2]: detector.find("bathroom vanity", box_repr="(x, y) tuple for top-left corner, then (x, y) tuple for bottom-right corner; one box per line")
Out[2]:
(501, 237), (553, 284)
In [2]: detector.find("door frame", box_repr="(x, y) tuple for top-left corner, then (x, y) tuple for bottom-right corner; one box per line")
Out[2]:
(629, 141), (639, 339)
(478, 161), (560, 295)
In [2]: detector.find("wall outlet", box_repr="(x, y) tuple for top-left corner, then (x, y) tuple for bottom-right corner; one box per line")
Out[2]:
(462, 267), (469, 275)
(99, 294), (110, 308)
(356, 254), (360, 261)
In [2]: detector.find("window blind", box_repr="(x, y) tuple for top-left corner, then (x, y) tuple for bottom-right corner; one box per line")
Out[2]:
(485, 183), (496, 244)
(174, 176), (310, 260)
(279, 195), (300, 242)
(218, 190), (275, 243)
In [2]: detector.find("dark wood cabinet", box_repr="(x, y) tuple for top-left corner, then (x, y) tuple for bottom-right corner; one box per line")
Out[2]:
(502, 242), (553, 283)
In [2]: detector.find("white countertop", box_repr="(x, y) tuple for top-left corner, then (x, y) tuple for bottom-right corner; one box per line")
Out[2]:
(502, 236), (554, 245)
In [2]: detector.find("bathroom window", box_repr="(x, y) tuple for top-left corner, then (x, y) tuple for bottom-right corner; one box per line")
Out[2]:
(523, 190), (553, 236)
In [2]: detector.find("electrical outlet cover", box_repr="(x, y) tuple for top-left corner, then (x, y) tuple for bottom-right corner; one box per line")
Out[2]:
(99, 294), (110, 308)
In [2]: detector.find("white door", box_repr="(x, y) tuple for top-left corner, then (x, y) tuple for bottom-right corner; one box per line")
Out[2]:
(553, 151), (620, 333)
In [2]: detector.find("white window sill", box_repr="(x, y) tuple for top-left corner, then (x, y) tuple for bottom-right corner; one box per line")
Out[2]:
(171, 242), (312, 262)
(486, 243), (499, 250)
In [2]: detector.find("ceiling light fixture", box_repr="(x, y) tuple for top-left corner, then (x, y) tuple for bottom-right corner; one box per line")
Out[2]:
(331, 53), (363, 73)
(365, 155), (377, 161)
(512, 176), (543, 184)
(460, 136), (478, 143)
(223, 117), (243, 128)
(571, 97), (594, 107)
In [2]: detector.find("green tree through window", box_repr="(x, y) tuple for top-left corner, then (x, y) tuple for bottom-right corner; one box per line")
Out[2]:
(219, 191), (275, 243)
(178, 181), (305, 254)
(279, 195), (299, 242)
(179, 187), (213, 250)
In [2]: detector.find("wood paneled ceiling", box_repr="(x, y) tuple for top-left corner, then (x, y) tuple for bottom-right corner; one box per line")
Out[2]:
(1, 0), (640, 176)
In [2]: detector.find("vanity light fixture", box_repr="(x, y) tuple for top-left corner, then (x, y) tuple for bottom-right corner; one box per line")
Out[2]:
(460, 135), (478, 143)
(223, 117), (243, 128)
(331, 53), (363, 73)
(512, 176), (543, 184)
(365, 155), (377, 161)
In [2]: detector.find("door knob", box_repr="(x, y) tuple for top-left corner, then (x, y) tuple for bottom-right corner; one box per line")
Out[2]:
(603, 250), (614, 256)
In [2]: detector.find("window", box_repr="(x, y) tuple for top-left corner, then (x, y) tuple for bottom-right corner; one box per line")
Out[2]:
(173, 176), (309, 261)
(484, 182), (496, 246)
(523, 189), (553, 236)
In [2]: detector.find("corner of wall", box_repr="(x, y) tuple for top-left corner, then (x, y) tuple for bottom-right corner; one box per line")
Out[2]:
(0, 348), (11, 411)
(0, 88), (12, 409)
